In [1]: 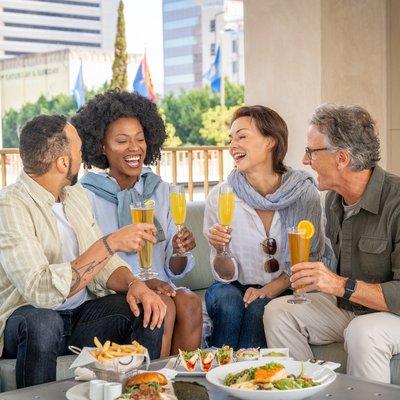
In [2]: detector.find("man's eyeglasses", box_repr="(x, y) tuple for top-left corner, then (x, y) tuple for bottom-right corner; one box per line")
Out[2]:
(261, 236), (279, 273)
(304, 146), (330, 160)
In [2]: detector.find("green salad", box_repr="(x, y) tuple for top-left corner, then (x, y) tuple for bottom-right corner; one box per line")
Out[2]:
(223, 362), (318, 391)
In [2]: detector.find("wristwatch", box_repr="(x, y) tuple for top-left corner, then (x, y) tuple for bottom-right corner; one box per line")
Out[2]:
(343, 278), (357, 300)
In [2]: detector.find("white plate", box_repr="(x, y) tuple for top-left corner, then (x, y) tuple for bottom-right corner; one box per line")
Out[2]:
(206, 359), (336, 400)
(66, 382), (90, 400)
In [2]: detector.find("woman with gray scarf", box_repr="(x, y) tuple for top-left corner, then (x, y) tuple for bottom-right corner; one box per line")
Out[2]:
(204, 105), (333, 350)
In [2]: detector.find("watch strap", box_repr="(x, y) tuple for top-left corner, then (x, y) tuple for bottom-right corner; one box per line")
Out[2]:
(343, 278), (357, 300)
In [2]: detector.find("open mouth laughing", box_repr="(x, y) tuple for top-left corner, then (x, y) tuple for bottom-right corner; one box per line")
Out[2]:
(124, 154), (141, 168)
(232, 152), (246, 163)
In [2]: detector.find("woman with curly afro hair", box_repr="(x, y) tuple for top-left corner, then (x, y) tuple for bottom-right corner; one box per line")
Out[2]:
(71, 90), (202, 356)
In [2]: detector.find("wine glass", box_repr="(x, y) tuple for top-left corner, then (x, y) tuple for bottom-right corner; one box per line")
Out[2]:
(218, 185), (235, 257)
(287, 226), (312, 304)
(130, 201), (157, 280)
(170, 185), (191, 257)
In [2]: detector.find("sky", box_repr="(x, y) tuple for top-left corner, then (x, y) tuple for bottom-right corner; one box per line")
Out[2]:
(124, 0), (164, 94)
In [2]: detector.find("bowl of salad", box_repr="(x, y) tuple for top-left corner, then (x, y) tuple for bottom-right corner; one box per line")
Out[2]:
(206, 359), (336, 400)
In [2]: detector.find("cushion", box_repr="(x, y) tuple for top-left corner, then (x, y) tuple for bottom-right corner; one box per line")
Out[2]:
(171, 201), (214, 290)
(0, 355), (76, 392)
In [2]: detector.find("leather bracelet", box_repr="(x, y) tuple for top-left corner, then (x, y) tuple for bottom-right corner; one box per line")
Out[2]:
(102, 234), (114, 256)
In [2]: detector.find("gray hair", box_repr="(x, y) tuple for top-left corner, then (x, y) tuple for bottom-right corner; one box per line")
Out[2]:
(309, 104), (380, 171)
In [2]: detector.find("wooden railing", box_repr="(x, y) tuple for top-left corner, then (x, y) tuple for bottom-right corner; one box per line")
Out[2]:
(0, 146), (232, 201)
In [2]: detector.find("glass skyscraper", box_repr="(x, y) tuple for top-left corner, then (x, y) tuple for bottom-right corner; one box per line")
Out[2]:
(163, 0), (203, 94)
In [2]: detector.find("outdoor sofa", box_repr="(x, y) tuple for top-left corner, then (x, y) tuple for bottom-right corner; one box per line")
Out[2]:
(0, 201), (399, 391)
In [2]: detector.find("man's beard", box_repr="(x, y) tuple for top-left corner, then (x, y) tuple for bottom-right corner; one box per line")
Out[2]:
(66, 157), (79, 186)
(69, 173), (78, 186)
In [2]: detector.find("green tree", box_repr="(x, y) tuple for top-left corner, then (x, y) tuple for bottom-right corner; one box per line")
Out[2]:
(1, 83), (110, 147)
(161, 80), (244, 145)
(110, 0), (128, 90)
(160, 86), (219, 145)
(199, 105), (239, 145)
(159, 108), (181, 147)
(225, 79), (244, 108)
(2, 109), (19, 148)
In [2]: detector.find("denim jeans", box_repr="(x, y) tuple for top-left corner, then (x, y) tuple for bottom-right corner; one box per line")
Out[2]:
(206, 281), (286, 350)
(2, 294), (163, 388)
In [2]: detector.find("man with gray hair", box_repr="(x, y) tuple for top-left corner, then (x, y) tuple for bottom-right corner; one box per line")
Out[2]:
(263, 104), (400, 383)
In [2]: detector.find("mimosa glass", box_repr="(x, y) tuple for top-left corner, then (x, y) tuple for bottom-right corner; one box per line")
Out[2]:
(287, 226), (312, 304)
(218, 185), (235, 257)
(170, 185), (191, 257)
(130, 201), (157, 280)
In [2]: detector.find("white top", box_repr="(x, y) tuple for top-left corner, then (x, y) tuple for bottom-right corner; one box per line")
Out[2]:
(51, 202), (89, 310)
(84, 171), (195, 284)
(203, 182), (284, 286)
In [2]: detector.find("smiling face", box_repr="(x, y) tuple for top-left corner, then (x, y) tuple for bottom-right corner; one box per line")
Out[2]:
(229, 116), (275, 174)
(302, 124), (339, 191)
(103, 117), (147, 188)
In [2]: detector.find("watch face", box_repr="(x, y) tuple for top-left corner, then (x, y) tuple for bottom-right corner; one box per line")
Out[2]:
(346, 279), (357, 292)
(343, 279), (357, 300)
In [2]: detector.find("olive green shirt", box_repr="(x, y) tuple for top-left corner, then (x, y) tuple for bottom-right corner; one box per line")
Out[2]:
(325, 166), (400, 315)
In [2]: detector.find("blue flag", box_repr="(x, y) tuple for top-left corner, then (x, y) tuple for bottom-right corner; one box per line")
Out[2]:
(204, 45), (221, 93)
(73, 63), (86, 109)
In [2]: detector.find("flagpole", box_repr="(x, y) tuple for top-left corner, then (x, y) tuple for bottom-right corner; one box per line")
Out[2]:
(220, 46), (225, 110)
(214, 10), (225, 110)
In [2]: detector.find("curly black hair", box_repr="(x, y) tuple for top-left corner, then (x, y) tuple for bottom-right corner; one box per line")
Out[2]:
(71, 90), (166, 169)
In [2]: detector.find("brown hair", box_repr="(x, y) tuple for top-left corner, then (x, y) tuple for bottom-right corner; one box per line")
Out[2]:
(232, 105), (288, 174)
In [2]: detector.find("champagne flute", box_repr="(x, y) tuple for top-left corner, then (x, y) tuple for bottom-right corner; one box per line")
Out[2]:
(287, 226), (312, 304)
(218, 185), (235, 257)
(130, 200), (157, 280)
(170, 185), (191, 257)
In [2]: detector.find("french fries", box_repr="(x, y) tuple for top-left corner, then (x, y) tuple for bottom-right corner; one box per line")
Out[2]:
(90, 337), (145, 363)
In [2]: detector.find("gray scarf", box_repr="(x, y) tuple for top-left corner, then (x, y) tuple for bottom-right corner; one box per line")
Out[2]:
(81, 167), (165, 242)
(228, 168), (329, 271)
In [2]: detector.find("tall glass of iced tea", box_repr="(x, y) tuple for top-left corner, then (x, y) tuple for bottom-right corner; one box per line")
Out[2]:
(287, 225), (312, 304)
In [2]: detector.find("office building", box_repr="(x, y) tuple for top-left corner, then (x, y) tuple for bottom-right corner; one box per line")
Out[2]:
(162, 0), (243, 95)
(0, 48), (140, 145)
(200, 0), (244, 87)
(0, 0), (119, 58)
(162, 0), (203, 94)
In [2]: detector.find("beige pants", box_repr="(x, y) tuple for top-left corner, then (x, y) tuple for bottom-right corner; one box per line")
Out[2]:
(263, 293), (400, 383)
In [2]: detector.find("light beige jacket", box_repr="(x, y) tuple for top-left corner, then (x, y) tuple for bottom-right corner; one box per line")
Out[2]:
(0, 171), (129, 356)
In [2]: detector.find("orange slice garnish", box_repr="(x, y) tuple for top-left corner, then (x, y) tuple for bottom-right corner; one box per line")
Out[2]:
(297, 220), (315, 239)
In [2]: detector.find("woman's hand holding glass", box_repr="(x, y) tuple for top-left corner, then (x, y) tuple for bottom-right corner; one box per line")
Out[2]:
(172, 227), (196, 255)
(207, 223), (232, 253)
